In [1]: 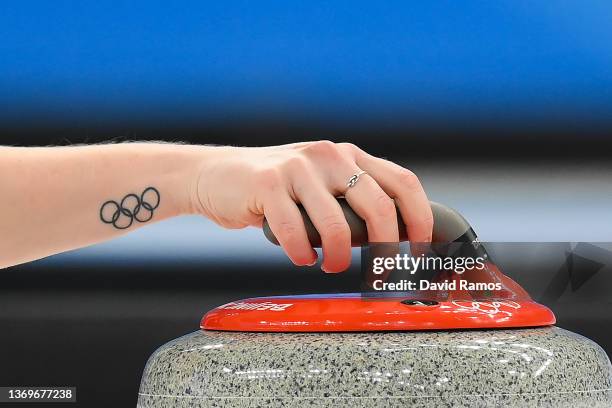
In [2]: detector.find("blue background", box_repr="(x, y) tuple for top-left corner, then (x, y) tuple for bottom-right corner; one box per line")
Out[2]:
(2, 1), (612, 126)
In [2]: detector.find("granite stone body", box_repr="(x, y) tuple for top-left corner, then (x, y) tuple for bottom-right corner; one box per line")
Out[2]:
(137, 326), (612, 407)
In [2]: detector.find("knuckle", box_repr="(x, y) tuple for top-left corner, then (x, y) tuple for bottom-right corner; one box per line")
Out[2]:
(283, 155), (309, 172)
(340, 142), (359, 150)
(397, 168), (422, 191)
(277, 221), (299, 240)
(373, 194), (396, 218)
(320, 215), (350, 241)
(304, 140), (340, 158)
(338, 142), (362, 154)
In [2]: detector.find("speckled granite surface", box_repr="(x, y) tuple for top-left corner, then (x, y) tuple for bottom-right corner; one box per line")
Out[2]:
(137, 327), (612, 407)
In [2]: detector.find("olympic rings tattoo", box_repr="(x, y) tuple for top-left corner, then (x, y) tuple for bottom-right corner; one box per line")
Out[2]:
(99, 186), (160, 229)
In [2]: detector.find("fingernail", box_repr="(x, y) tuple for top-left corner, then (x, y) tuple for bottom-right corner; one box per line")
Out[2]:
(321, 265), (331, 273)
(306, 258), (317, 266)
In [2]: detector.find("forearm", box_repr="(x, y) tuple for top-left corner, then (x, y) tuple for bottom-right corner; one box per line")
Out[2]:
(0, 143), (213, 268)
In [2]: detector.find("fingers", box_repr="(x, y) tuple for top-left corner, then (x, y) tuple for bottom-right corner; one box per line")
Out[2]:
(357, 155), (433, 243)
(257, 140), (432, 273)
(343, 172), (399, 243)
(264, 193), (318, 266)
(292, 181), (352, 273)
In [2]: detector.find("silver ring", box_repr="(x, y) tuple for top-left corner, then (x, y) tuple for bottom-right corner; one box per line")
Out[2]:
(346, 170), (367, 189)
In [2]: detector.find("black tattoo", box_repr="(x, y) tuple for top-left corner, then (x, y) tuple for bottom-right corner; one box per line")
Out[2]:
(100, 186), (160, 229)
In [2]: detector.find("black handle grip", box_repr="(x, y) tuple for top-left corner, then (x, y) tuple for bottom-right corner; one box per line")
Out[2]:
(263, 199), (477, 247)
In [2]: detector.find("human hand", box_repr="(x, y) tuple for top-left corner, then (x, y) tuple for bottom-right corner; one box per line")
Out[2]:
(193, 141), (433, 272)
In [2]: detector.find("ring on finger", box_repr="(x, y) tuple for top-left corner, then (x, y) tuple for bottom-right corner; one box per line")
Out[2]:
(345, 170), (367, 191)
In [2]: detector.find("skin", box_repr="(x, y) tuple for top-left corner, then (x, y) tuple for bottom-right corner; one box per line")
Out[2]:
(0, 141), (433, 271)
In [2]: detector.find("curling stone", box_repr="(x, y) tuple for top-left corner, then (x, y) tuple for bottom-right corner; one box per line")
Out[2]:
(137, 201), (612, 407)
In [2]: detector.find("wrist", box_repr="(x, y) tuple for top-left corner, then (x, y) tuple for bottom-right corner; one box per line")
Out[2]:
(135, 143), (223, 218)
(178, 144), (235, 216)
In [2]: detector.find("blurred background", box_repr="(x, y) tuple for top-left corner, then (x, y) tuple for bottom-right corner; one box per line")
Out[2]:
(1, 1), (612, 407)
